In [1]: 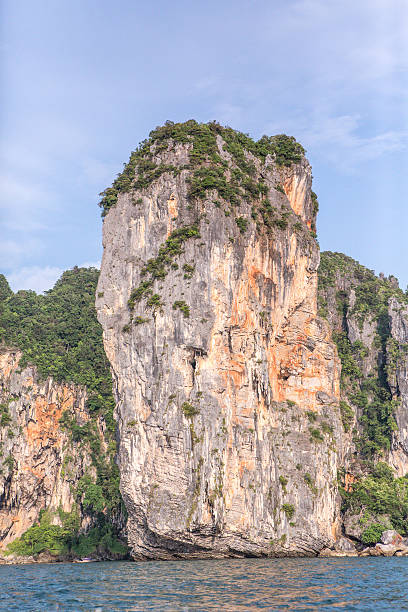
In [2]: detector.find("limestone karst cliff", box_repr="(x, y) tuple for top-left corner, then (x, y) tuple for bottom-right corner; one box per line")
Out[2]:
(97, 120), (343, 559)
(0, 270), (127, 561)
(2, 121), (408, 562)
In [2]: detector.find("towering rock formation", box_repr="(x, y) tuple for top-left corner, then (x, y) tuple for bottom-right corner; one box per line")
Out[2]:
(97, 120), (342, 558)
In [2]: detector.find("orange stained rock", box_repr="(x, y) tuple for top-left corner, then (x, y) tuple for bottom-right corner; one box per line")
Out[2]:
(283, 344), (305, 370)
(212, 325), (247, 390)
(283, 178), (302, 214)
(20, 465), (43, 480)
(0, 352), (17, 379)
(223, 356), (246, 388)
(266, 347), (285, 402)
(237, 458), (256, 479)
(344, 472), (357, 492)
(254, 395), (268, 420)
(166, 194), (178, 237)
(230, 302), (255, 330)
(26, 391), (73, 448)
(246, 263), (263, 300)
(288, 234), (298, 266)
(283, 174), (312, 229)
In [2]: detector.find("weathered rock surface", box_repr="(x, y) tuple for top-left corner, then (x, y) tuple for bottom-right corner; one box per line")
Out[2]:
(0, 348), (99, 549)
(388, 298), (408, 474)
(380, 529), (403, 546)
(334, 535), (357, 553)
(375, 543), (399, 556)
(319, 535), (358, 557)
(318, 253), (408, 552)
(343, 510), (391, 542)
(97, 126), (343, 559)
(3, 122), (408, 561)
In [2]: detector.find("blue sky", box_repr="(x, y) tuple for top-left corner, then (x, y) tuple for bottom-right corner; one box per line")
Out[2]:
(1, 0), (408, 292)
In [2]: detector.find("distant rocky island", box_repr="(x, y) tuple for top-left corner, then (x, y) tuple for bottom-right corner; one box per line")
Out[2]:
(1, 120), (408, 563)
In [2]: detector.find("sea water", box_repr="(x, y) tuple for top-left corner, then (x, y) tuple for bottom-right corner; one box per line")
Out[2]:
(1, 557), (407, 611)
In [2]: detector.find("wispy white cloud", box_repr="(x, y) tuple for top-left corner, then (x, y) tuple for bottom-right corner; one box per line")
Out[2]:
(7, 266), (64, 294)
(278, 0), (408, 83)
(78, 260), (100, 270)
(291, 114), (408, 170)
(0, 238), (44, 270)
(7, 260), (101, 294)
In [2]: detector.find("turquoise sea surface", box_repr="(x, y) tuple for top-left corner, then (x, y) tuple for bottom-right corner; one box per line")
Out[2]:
(1, 557), (407, 611)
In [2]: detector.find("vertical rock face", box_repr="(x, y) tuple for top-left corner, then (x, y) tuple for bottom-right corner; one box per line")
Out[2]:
(0, 349), (96, 548)
(387, 298), (408, 474)
(97, 121), (342, 559)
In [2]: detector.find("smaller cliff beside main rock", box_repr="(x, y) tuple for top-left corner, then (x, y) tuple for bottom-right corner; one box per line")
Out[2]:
(318, 252), (408, 547)
(318, 252), (408, 467)
(0, 348), (97, 548)
(0, 270), (127, 561)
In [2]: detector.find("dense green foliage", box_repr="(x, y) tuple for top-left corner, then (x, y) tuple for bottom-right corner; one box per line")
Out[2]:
(181, 401), (200, 418)
(98, 119), (305, 217)
(318, 252), (407, 456)
(341, 462), (408, 538)
(318, 252), (408, 316)
(0, 275), (12, 302)
(6, 508), (127, 558)
(58, 412), (122, 519)
(282, 503), (295, 519)
(235, 216), (248, 234)
(332, 328), (397, 455)
(361, 523), (387, 545)
(0, 402), (11, 427)
(173, 300), (190, 317)
(0, 267), (114, 427)
(339, 400), (354, 432)
(0, 268), (126, 556)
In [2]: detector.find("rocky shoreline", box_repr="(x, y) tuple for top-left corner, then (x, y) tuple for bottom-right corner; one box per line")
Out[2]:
(320, 530), (408, 558)
(2, 530), (407, 563)
(0, 551), (129, 565)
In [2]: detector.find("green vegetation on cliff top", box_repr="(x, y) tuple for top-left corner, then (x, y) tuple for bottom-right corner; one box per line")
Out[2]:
(99, 119), (305, 217)
(118, 121), (312, 325)
(318, 251), (408, 319)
